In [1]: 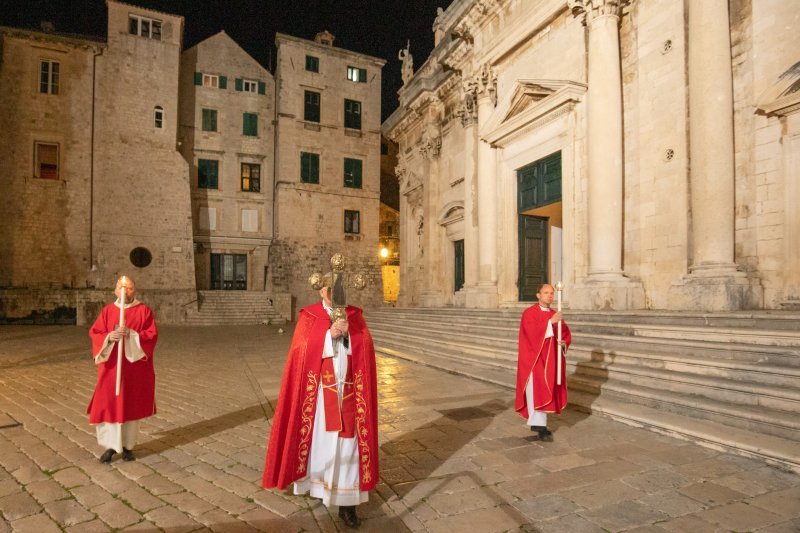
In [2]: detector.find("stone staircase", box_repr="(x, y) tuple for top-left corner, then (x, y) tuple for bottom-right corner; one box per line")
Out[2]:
(183, 291), (287, 326)
(367, 307), (800, 472)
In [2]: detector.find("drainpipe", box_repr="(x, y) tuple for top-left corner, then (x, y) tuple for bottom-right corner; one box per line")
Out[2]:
(89, 45), (104, 280)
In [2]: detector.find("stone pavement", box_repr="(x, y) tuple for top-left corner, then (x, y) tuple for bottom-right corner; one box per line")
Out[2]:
(0, 325), (798, 533)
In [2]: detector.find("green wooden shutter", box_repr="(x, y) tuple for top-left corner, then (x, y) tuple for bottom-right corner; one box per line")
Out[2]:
(354, 159), (362, 188)
(243, 113), (257, 136)
(219, 76), (227, 89)
(235, 78), (243, 91)
(258, 81), (266, 95)
(301, 153), (309, 181)
(359, 68), (367, 83)
(310, 153), (319, 183)
(194, 72), (202, 85)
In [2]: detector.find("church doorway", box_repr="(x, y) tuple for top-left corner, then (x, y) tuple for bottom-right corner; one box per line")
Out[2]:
(517, 151), (562, 301)
(210, 253), (247, 290)
(454, 239), (465, 292)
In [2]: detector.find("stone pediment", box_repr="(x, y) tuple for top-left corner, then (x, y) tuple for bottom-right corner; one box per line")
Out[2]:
(481, 79), (587, 147)
(757, 60), (800, 117)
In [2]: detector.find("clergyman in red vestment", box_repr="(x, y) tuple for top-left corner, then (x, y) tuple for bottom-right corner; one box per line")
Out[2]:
(88, 276), (157, 463)
(263, 274), (378, 528)
(515, 283), (572, 441)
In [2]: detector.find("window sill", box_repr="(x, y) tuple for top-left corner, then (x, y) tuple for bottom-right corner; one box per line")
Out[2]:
(344, 234), (362, 241)
(304, 122), (321, 132)
(344, 128), (362, 138)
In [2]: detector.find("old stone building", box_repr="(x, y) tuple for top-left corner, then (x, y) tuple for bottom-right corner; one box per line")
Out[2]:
(270, 32), (386, 313)
(0, 4), (385, 324)
(179, 31), (275, 292)
(383, 0), (800, 312)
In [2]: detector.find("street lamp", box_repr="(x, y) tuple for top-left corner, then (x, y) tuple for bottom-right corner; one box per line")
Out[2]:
(380, 247), (389, 259)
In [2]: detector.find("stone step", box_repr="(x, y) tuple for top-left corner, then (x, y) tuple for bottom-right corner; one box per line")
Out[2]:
(374, 343), (800, 472)
(372, 332), (800, 440)
(368, 320), (800, 369)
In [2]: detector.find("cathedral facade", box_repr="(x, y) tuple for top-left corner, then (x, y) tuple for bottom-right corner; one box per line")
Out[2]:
(382, 0), (800, 311)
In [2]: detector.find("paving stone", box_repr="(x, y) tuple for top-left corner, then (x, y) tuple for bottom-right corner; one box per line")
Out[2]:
(118, 486), (165, 513)
(237, 507), (298, 532)
(64, 518), (111, 532)
(530, 512), (606, 533)
(43, 499), (95, 526)
(92, 499), (143, 529)
(756, 517), (800, 533)
(0, 491), (41, 520)
(252, 489), (303, 518)
(24, 479), (69, 504)
(0, 480), (18, 500)
(561, 479), (643, 509)
(160, 491), (217, 517)
(53, 467), (91, 489)
(512, 494), (584, 521)
(577, 500), (670, 531)
(678, 481), (748, 506)
(694, 501), (784, 531)
(747, 486), (800, 518)
(11, 465), (48, 484)
(137, 473), (183, 495)
(8, 512), (62, 533)
(144, 505), (201, 532)
(426, 486), (505, 516)
(423, 505), (527, 532)
(622, 468), (692, 494)
(70, 484), (115, 509)
(636, 490), (706, 517)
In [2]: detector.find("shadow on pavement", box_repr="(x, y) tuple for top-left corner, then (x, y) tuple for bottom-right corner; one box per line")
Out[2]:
(137, 404), (270, 457)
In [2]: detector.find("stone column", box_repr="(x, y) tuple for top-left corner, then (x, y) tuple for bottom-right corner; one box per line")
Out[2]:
(470, 65), (499, 308)
(669, 0), (759, 310)
(460, 80), (480, 302)
(570, 0), (644, 310)
(419, 126), (445, 307)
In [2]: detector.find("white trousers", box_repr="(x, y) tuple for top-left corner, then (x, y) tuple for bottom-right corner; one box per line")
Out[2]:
(525, 374), (548, 427)
(95, 421), (139, 453)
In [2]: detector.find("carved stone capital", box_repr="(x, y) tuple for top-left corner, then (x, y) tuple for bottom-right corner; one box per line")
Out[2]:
(458, 79), (478, 127)
(419, 134), (442, 159)
(568, 0), (626, 25)
(475, 63), (497, 106)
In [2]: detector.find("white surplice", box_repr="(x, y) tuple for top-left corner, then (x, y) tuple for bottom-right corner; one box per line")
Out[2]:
(525, 304), (554, 427)
(293, 303), (368, 507)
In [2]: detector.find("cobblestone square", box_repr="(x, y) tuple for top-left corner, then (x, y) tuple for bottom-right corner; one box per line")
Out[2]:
(0, 325), (797, 532)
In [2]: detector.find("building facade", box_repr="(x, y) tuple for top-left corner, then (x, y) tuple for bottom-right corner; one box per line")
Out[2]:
(271, 32), (386, 313)
(383, 0), (800, 311)
(179, 31), (275, 292)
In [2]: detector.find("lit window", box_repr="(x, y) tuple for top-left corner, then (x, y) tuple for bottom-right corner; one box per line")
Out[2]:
(241, 163), (260, 192)
(39, 60), (59, 95)
(34, 142), (59, 180)
(202, 74), (219, 88)
(128, 14), (161, 40)
(154, 106), (164, 129)
(347, 66), (367, 83)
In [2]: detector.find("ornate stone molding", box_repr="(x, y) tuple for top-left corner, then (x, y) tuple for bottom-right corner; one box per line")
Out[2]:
(418, 134), (442, 159)
(475, 63), (497, 105)
(451, 20), (474, 43)
(568, 0), (627, 24)
(458, 78), (478, 127)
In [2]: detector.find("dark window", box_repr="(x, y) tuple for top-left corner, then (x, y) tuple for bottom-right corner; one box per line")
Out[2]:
(344, 99), (361, 130)
(129, 15), (161, 40)
(306, 55), (319, 72)
(34, 142), (59, 179)
(241, 163), (260, 192)
(154, 106), (164, 128)
(130, 247), (152, 268)
(198, 159), (219, 189)
(243, 112), (258, 136)
(304, 90), (320, 122)
(343, 158), (362, 189)
(300, 152), (320, 184)
(454, 239), (465, 292)
(380, 142), (388, 155)
(344, 210), (360, 234)
(39, 60), (59, 95)
(202, 109), (217, 132)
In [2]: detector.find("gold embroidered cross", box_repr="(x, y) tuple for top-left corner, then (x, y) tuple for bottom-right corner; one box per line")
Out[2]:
(323, 370), (335, 383)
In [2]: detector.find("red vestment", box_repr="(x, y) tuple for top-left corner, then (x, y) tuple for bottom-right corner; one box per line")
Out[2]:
(262, 302), (379, 492)
(515, 305), (572, 419)
(87, 302), (158, 424)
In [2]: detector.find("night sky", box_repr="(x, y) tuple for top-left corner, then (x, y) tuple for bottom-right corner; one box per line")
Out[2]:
(0, 0), (450, 120)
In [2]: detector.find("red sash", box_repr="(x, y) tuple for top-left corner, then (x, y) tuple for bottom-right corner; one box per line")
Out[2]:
(320, 356), (356, 438)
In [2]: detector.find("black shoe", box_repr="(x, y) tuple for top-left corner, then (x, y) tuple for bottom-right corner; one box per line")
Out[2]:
(99, 449), (116, 463)
(538, 428), (553, 442)
(338, 505), (361, 528)
(122, 448), (135, 461)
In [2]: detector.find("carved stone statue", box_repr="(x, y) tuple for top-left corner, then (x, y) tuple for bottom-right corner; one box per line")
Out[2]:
(398, 40), (414, 85)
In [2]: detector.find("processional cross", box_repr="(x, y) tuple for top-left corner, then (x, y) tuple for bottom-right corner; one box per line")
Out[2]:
(308, 253), (367, 323)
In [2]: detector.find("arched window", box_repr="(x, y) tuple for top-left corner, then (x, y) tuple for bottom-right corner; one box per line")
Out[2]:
(154, 106), (164, 129)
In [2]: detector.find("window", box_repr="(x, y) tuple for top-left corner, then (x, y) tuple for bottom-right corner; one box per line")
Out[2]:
(344, 210), (360, 234)
(242, 209), (258, 232)
(241, 163), (260, 192)
(202, 109), (217, 132)
(304, 90), (320, 122)
(130, 247), (152, 268)
(347, 66), (367, 83)
(300, 152), (320, 184)
(235, 78), (264, 94)
(34, 142), (59, 180)
(243, 113), (258, 136)
(202, 74), (219, 88)
(199, 207), (217, 230)
(381, 142), (388, 155)
(242, 79), (258, 93)
(306, 55), (319, 72)
(344, 99), (361, 130)
(128, 14), (161, 40)
(198, 159), (219, 189)
(154, 106), (164, 129)
(343, 158), (362, 189)
(39, 60), (59, 95)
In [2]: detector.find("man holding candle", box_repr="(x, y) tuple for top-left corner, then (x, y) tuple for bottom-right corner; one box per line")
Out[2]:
(515, 283), (571, 441)
(88, 276), (158, 463)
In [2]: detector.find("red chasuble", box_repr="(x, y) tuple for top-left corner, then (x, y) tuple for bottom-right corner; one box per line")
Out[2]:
(262, 302), (379, 492)
(87, 302), (158, 424)
(515, 305), (572, 419)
